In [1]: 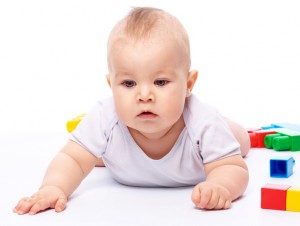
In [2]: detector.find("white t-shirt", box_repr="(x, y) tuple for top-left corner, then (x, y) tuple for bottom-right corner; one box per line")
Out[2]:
(70, 94), (240, 187)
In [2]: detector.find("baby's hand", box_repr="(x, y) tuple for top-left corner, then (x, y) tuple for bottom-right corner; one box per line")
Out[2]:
(13, 185), (67, 215)
(191, 181), (232, 210)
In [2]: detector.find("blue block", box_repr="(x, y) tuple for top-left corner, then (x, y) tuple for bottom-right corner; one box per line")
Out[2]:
(271, 123), (300, 132)
(270, 156), (295, 178)
(261, 124), (282, 130)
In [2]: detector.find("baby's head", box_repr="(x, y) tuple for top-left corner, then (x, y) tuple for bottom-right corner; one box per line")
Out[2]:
(106, 7), (197, 134)
(107, 7), (191, 72)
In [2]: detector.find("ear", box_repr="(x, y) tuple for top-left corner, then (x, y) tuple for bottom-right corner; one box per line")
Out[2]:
(186, 70), (198, 97)
(106, 74), (111, 87)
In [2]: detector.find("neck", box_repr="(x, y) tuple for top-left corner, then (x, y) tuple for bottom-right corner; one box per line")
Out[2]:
(127, 116), (185, 160)
(129, 116), (185, 141)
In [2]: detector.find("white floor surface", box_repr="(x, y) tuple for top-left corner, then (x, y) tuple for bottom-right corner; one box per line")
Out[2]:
(1, 132), (300, 226)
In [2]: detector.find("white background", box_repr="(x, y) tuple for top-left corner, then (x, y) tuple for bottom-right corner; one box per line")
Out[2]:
(1, 0), (300, 133)
(1, 2), (300, 225)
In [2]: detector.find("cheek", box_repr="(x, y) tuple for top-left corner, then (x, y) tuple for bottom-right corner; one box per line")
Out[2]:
(112, 90), (132, 121)
(160, 92), (186, 118)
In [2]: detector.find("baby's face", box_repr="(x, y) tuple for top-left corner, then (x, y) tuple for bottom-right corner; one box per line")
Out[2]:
(107, 34), (190, 136)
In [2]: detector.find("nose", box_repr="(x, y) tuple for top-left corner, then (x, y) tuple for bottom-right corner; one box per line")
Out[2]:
(137, 85), (154, 102)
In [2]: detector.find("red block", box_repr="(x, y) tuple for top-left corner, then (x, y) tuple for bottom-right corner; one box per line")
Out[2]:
(249, 130), (276, 148)
(261, 184), (291, 210)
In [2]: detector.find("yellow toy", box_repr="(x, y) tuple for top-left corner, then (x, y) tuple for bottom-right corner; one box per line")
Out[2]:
(66, 114), (86, 133)
(286, 186), (300, 212)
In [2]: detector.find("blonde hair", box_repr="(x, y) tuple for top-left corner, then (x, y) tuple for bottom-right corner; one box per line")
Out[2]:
(107, 7), (191, 69)
(124, 7), (164, 40)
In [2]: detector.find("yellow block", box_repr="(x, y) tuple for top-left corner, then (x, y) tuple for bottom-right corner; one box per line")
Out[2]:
(286, 186), (300, 212)
(66, 114), (86, 133)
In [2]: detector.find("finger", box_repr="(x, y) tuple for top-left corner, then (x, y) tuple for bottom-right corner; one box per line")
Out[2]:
(204, 190), (219, 209)
(191, 185), (201, 205)
(198, 187), (212, 209)
(14, 197), (37, 215)
(214, 197), (226, 210)
(55, 196), (67, 212)
(13, 198), (25, 213)
(224, 200), (232, 209)
(13, 200), (24, 213)
(28, 199), (51, 215)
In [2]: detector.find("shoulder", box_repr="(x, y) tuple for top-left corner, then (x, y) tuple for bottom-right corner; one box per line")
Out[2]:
(69, 96), (119, 157)
(183, 94), (220, 131)
(85, 96), (119, 133)
(94, 96), (118, 122)
(72, 96), (119, 140)
(183, 94), (240, 163)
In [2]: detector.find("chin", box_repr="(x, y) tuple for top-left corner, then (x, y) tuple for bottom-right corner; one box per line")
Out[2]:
(129, 124), (162, 134)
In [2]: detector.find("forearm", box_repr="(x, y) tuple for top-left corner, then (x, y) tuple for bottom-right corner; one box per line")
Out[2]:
(40, 141), (97, 198)
(206, 164), (249, 200)
(40, 152), (85, 197)
(14, 141), (97, 215)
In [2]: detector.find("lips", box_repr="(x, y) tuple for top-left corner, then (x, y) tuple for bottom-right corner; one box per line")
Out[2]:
(137, 111), (157, 119)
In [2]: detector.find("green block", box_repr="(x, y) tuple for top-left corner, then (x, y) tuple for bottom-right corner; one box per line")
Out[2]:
(264, 128), (300, 151)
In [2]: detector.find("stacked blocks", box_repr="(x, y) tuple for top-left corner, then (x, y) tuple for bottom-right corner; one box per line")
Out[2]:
(261, 184), (300, 212)
(270, 156), (295, 178)
(248, 123), (300, 151)
(66, 114), (86, 133)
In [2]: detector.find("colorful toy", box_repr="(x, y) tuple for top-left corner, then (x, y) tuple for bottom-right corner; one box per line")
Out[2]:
(261, 184), (300, 212)
(261, 124), (283, 130)
(270, 156), (295, 178)
(247, 123), (300, 151)
(286, 186), (300, 212)
(66, 114), (86, 133)
(248, 129), (276, 148)
(270, 123), (300, 132)
(264, 128), (300, 151)
(261, 184), (291, 210)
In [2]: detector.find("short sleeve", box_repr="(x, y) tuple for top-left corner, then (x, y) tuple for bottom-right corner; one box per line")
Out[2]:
(199, 113), (241, 164)
(183, 94), (241, 164)
(69, 98), (117, 158)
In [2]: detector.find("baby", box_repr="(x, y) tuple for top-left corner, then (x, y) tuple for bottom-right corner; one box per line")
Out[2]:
(14, 7), (249, 215)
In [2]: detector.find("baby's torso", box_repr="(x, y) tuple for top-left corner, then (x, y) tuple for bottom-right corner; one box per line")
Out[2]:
(70, 94), (240, 187)
(102, 119), (205, 187)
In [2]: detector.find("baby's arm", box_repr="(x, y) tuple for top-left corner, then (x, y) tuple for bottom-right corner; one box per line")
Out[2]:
(191, 155), (248, 210)
(13, 140), (97, 215)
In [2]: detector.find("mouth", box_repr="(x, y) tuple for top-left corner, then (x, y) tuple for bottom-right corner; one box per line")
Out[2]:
(137, 111), (158, 119)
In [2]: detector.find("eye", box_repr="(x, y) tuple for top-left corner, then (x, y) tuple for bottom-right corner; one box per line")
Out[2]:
(122, 80), (136, 88)
(154, 79), (169, 86)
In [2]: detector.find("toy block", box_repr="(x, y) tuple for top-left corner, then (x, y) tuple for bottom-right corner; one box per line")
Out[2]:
(261, 124), (282, 130)
(261, 184), (291, 210)
(271, 123), (300, 132)
(270, 156), (295, 178)
(264, 128), (300, 151)
(247, 128), (262, 133)
(264, 134), (282, 148)
(248, 130), (276, 148)
(66, 114), (86, 133)
(286, 186), (300, 212)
